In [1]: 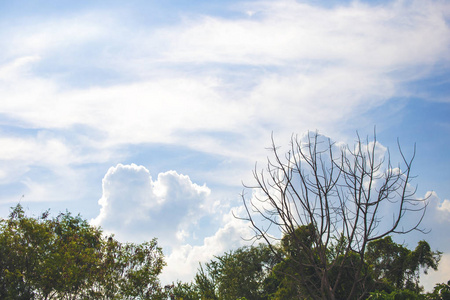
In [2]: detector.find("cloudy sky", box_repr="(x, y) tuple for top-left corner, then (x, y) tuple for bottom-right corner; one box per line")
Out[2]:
(0, 0), (449, 290)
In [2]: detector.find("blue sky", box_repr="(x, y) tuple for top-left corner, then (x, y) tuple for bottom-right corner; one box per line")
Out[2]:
(0, 0), (449, 289)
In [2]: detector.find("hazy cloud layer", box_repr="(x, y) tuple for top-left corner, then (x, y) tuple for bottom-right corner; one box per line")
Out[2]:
(0, 1), (448, 154)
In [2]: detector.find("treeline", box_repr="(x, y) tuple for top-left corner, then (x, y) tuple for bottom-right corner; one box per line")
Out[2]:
(0, 204), (166, 300)
(1, 204), (449, 299)
(171, 229), (448, 299)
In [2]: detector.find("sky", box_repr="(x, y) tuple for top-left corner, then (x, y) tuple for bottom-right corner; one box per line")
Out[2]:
(0, 0), (449, 290)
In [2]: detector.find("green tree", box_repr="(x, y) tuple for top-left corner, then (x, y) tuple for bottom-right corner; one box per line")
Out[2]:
(269, 227), (440, 299)
(108, 239), (165, 299)
(367, 281), (450, 300)
(195, 262), (219, 300)
(194, 244), (277, 300)
(185, 232), (439, 300)
(41, 211), (104, 299)
(0, 203), (165, 299)
(0, 204), (48, 299)
(366, 236), (440, 293)
(427, 280), (450, 300)
(169, 281), (200, 300)
(368, 289), (424, 300)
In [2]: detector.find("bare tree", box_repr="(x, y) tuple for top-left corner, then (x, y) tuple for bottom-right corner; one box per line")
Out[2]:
(238, 131), (428, 299)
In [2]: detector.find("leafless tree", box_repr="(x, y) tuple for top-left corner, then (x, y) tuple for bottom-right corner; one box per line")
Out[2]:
(238, 131), (428, 299)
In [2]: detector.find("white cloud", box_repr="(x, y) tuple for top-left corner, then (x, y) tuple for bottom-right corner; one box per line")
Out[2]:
(419, 192), (450, 250)
(159, 0), (450, 67)
(388, 192), (450, 249)
(0, 57), (246, 147)
(161, 209), (252, 284)
(1, 11), (113, 60)
(92, 164), (211, 246)
(0, 1), (447, 177)
(0, 135), (72, 193)
(92, 163), (254, 284)
(421, 253), (450, 292)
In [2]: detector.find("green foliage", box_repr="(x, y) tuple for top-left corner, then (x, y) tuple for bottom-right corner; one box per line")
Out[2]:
(263, 226), (367, 299)
(167, 281), (198, 300)
(95, 238), (166, 299)
(266, 226), (441, 299)
(368, 282), (450, 300)
(368, 289), (424, 300)
(188, 226), (441, 300)
(0, 204), (165, 300)
(195, 263), (219, 300)
(366, 236), (441, 293)
(427, 280), (450, 300)
(268, 225), (319, 299)
(194, 244), (277, 300)
(264, 261), (301, 300)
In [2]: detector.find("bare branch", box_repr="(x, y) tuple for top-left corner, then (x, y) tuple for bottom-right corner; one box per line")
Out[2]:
(238, 130), (428, 299)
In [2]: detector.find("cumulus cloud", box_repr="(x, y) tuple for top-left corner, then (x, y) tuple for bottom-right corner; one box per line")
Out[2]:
(414, 192), (450, 250)
(92, 164), (211, 246)
(383, 191), (450, 252)
(422, 253), (450, 292)
(414, 193), (450, 291)
(161, 212), (252, 283)
(92, 164), (255, 283)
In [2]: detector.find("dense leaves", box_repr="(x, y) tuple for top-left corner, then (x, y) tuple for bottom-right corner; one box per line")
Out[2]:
(0, 205), (446, 300)
(188, 230), (442, 300)
(366, 236), (440, 293)
(194, 244), (277, 300)
(427, 281), (450, 300)
(0, 204), (165, 300)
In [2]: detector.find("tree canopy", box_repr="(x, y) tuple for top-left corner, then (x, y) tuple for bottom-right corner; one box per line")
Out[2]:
(0, 204), (166, 300)
(185, 236), (440, 300)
